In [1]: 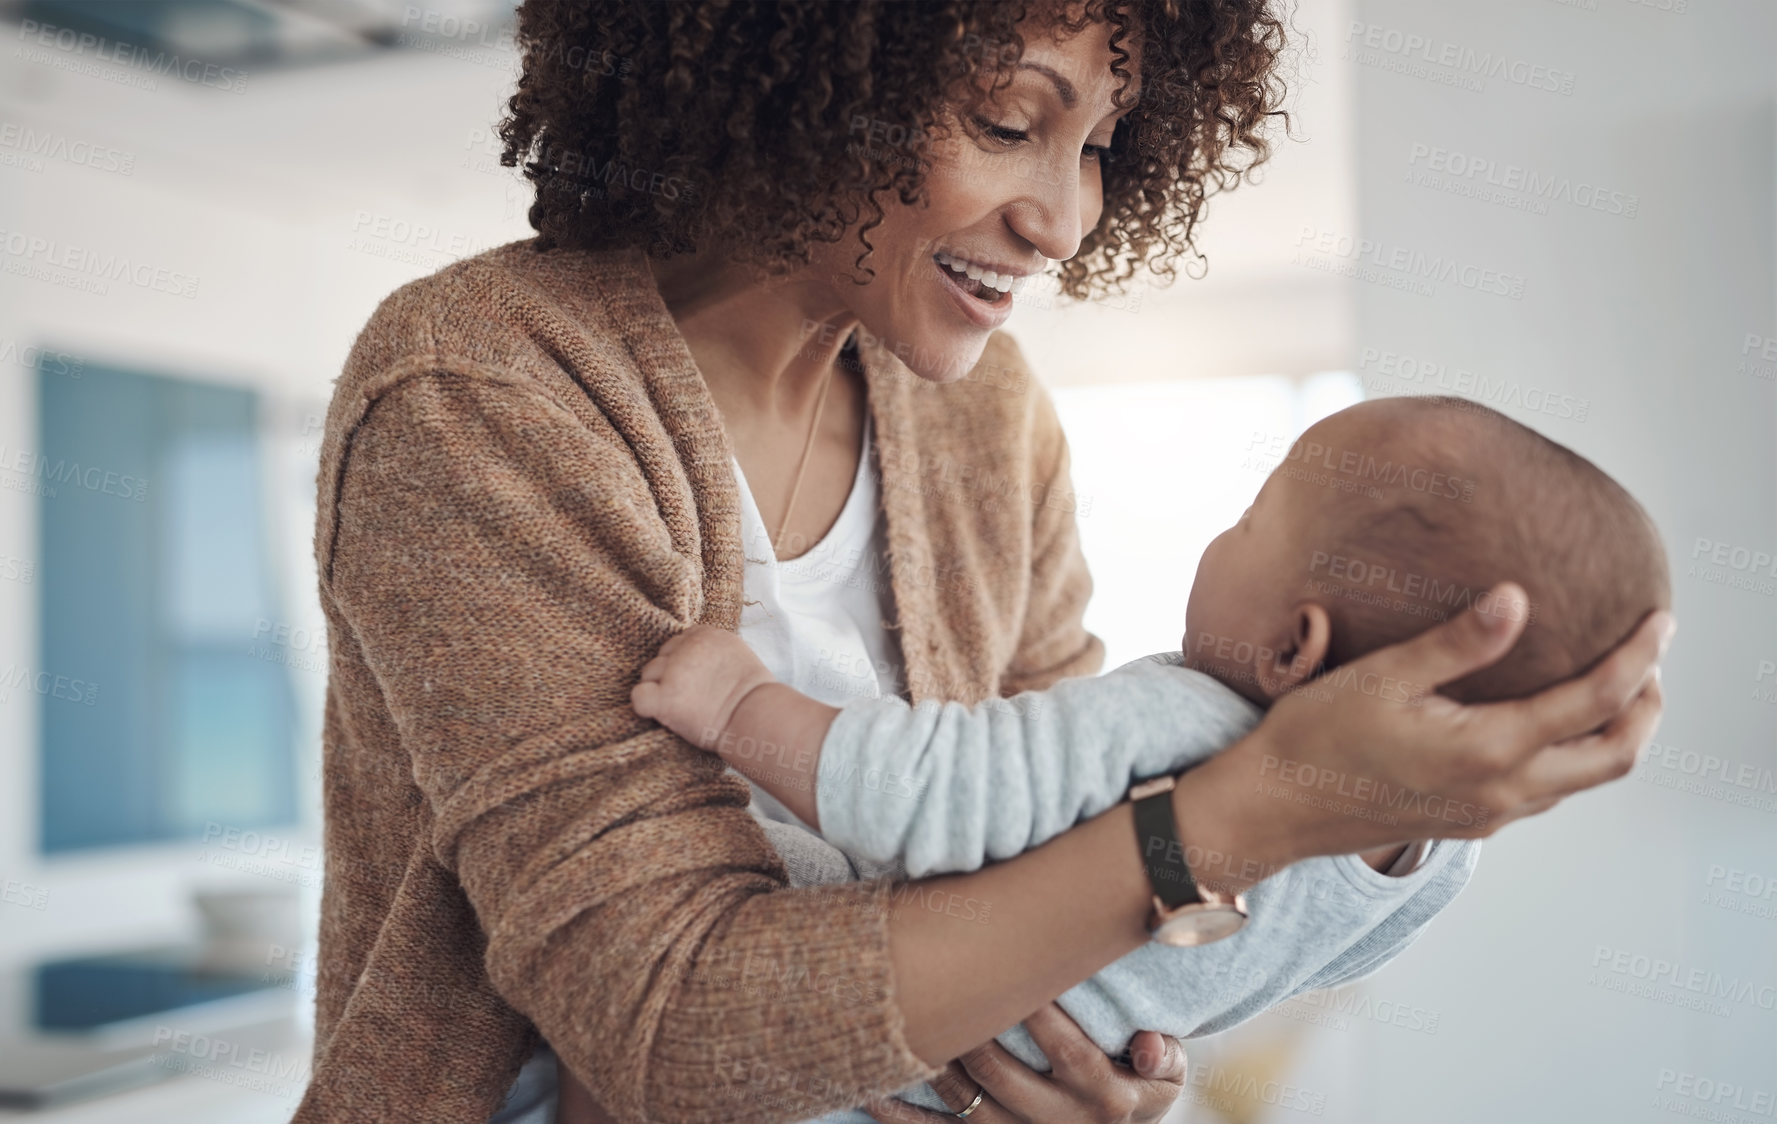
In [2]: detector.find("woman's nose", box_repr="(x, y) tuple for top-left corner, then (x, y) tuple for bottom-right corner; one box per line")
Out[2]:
(1002, 157), (1093, 264)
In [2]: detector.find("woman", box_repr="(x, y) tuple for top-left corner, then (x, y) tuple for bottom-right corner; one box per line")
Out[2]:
(294, 2), (1671, 1122)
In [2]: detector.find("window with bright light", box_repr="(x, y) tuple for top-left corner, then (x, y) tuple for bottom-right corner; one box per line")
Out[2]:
(1051, 372), (1363, 672)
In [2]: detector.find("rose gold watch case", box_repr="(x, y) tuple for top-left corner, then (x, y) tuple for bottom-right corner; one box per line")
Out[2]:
(1148, 893), (1249, 947)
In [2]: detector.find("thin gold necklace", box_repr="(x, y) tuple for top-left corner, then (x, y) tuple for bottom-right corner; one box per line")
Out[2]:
(772, 362), (837, 557)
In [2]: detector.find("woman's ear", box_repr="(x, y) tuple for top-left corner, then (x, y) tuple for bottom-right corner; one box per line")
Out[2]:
(1261, 602), (1332, 699)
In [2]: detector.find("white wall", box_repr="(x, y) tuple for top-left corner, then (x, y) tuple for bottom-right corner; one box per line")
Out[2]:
(1312, 2), (1777, 1120)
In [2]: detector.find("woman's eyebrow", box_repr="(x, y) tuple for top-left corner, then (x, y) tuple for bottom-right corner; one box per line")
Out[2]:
(1017, 60), (1142, 117)
(1017, 61), (1078, 109)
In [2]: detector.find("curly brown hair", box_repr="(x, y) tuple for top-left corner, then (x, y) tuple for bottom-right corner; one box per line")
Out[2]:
(498, 0), (1290, 301)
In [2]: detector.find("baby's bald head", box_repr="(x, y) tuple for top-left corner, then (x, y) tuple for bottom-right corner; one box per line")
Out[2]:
(1183, 395), (1669, 707)
(1292, 396), (1670, 702)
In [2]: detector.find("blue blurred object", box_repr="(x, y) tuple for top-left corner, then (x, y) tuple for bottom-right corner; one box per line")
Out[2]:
(35, 360), (299, 853)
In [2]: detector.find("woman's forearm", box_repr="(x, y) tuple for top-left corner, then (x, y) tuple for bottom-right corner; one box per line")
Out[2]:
(887, 734), (1286, 1064)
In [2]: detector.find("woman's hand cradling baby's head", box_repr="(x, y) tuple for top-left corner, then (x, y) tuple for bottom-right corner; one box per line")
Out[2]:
(1177, 582), (1672, 888)
(631, 624), (779, 751)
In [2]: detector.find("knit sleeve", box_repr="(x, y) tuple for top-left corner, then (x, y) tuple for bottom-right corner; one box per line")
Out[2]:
(320, 371), (937, 1124)
(996, 341), (1105, 695)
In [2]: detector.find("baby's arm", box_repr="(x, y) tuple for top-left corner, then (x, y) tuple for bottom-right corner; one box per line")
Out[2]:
(635, 637), (1273, 876)
(812, 658), (1263, 876)
(630, 624), (836, 827)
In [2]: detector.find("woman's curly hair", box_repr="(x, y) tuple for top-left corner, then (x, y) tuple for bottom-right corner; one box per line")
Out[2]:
(498, 0), (1290, 300)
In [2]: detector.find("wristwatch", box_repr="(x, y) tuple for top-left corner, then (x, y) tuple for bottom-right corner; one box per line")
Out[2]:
(1128, 775), (1248, 946)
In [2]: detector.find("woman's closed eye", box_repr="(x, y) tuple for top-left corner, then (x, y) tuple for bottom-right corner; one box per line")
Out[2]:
(974, 117), (1114, 164)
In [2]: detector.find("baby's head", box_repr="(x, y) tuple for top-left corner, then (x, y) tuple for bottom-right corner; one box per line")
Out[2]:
(1183, 396), (1670, 706)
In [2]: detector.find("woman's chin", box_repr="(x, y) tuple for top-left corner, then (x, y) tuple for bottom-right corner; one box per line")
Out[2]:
(849, 303), (992, 383)
(900, 330), (991, 384)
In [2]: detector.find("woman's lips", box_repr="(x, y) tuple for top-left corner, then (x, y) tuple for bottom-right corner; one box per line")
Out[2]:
(934, 256), (1015, 329)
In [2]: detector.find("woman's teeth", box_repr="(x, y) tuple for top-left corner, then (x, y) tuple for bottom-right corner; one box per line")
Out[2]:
(935, 252), (1019, 301)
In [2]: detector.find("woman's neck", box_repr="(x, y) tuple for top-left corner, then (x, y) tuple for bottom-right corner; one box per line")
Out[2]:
(647, 247), (862, 424)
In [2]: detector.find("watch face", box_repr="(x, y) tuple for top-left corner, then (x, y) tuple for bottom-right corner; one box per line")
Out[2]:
(1152, 906), (1247, 948)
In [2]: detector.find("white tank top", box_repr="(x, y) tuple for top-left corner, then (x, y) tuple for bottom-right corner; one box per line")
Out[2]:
(732, 413), (902, 825)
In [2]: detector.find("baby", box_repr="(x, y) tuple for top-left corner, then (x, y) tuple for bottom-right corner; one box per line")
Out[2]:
(632, 395), (1671, 1120)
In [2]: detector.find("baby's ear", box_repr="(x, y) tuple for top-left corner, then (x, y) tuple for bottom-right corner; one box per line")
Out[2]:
(1262, 602), (1332, 700)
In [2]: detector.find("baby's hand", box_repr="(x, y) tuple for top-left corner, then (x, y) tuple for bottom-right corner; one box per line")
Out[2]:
(631, 625), (777, 749)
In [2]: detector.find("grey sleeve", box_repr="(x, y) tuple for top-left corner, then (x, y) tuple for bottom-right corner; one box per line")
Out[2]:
(1039, 839), (1485, 1049)
(1287, 839), (1485, 995)
(813, 654), (1262, 878)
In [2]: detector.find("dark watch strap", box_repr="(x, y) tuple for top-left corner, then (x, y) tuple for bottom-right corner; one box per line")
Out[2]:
(1133, 784), (1206, 909)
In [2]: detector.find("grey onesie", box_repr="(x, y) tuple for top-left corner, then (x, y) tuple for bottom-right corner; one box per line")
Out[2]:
(747, 653), (1480, 1123)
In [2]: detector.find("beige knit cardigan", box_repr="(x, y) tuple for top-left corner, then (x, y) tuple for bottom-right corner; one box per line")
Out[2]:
(295, 239), (1104, 1123)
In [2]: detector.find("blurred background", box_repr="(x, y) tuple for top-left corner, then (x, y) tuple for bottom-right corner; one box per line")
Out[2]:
(0, 0), (1770, 1121)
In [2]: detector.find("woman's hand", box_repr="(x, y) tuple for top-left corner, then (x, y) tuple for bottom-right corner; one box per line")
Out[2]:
(864, 1005), (1185, 1124)
(1180, 582), (1674, 880)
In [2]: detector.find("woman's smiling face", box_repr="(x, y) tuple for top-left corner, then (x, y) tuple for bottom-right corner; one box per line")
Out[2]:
(809, 17), (1141, 382)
